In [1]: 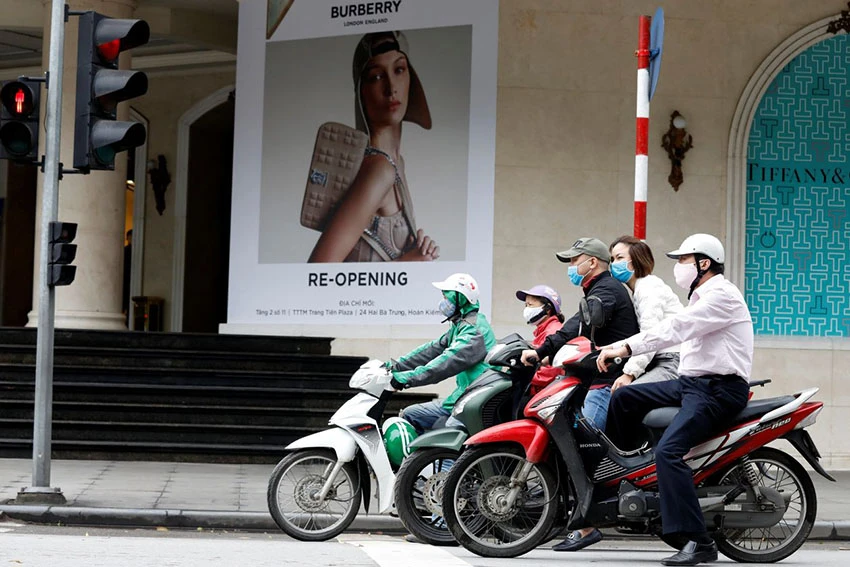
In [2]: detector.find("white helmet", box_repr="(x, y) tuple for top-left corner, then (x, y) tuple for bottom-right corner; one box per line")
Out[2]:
(666, 233), (725, 264)
(432, 273), (480, 304)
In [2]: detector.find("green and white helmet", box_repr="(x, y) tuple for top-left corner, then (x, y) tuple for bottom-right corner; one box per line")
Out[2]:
(432, 273), (480, 304)
(382, 416), (417, 467)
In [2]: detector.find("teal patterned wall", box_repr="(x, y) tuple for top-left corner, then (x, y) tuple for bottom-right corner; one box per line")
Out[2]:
(746, 35), (850, 337)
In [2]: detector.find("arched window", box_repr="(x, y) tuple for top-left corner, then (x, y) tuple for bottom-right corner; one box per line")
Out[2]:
(746, 35), (850, 337)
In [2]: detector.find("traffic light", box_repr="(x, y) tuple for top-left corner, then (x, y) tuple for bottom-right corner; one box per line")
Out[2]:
(0, 79), (41, 162)
(48, 221), (78, 286)
(74, 11), (149, 172)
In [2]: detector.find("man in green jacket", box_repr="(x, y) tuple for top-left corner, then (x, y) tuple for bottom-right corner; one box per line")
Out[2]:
(389, 273), (497, 433)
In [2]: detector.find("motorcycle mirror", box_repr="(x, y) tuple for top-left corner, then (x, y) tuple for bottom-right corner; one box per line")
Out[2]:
(579, 296), (605, 328)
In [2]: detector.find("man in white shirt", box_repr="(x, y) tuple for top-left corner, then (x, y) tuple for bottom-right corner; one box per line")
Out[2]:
(596, 233), (753, 567)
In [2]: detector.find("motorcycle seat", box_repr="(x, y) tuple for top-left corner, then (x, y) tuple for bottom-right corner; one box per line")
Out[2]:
(642, 395), (797, 429)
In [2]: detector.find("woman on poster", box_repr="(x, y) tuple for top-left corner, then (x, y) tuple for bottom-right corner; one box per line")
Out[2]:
(308, 31), (440, 263)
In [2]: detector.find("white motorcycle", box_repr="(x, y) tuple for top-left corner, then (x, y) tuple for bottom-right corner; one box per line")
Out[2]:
(267, 359), (413, 541)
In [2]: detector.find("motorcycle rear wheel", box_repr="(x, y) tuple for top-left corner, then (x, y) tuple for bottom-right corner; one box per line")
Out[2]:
(442, 443), (559, 558)
(267, 449), (361, 541)
(711, 447), (816, 563)
(394, 448), (459, 546)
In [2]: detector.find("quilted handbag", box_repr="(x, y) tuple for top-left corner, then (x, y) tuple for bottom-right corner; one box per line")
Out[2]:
(300, 122), (370, 231)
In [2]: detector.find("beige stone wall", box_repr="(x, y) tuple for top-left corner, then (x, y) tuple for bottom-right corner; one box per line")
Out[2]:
(131, 71), (235, 329)
(333, 0), (849, 467)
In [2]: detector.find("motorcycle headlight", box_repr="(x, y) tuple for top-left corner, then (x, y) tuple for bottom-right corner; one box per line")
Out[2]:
(452, 386), (493, 416)
(349, 370), (373, 389)
(484, 344), (507, 365)
(534, 388), (573, 423)
(552, 344), (580, 367)
(349, 366), (389, 393)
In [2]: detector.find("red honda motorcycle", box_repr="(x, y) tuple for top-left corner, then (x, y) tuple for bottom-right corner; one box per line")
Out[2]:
(441, 336), (834, 561)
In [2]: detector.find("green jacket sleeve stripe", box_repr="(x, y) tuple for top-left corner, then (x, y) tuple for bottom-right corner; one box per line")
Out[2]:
(393, 333), (449, 372)
(393, 321), (487, 387)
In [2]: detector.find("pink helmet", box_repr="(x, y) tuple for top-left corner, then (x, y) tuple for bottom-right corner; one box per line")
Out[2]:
(515, 285), (562, 315)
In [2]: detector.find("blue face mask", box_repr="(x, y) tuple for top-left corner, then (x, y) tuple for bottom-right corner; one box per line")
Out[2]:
(610, 260), (634, 283)
(568, 259), (590, 286)
(439, 297), (457, 318)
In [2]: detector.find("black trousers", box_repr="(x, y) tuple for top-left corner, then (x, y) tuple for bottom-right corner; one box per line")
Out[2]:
(606, 375), (749, 535)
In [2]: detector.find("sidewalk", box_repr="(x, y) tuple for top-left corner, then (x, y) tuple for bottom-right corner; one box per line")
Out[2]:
(0, 459), (397, 533)
(1, 458), (848, 539)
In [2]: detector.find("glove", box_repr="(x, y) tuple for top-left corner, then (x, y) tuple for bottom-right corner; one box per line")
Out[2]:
(390, 377), (406, 391)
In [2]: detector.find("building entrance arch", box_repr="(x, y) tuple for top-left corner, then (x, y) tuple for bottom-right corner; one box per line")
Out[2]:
(171, 85), (235, 332)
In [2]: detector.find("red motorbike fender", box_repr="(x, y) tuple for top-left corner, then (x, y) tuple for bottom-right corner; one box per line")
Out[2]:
(463, 419), (550, 463)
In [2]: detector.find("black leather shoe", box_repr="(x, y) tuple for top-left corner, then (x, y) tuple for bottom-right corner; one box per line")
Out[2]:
(660, 540), (718, 566)
(552, 528), (603, 551)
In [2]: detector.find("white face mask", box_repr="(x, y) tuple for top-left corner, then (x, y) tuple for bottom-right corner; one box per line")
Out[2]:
(674, 262), (698, 290)
(523, 305), (545, 325)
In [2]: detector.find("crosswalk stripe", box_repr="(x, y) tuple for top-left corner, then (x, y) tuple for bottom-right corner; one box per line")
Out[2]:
(343, 538), (471, 567)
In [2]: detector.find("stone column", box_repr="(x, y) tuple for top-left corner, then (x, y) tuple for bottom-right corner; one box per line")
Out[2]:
(27, 0), (138, 330)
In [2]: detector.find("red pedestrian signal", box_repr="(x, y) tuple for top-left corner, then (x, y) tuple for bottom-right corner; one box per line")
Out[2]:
(0, 79), (41, 162)
(15, 89), (25, 114)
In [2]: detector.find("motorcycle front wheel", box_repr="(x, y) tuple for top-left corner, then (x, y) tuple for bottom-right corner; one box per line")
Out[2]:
(394, 448), (458, 546)
(267, 449), (361, 541)
(442, 443), (559, 558)
(711, 447), (816, 563)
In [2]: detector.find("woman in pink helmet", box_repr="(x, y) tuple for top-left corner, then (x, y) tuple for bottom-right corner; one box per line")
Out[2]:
(516, 284), (565, 394)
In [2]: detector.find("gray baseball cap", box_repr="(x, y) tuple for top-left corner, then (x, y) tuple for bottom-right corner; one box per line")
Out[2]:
(556, 237), (610, 263)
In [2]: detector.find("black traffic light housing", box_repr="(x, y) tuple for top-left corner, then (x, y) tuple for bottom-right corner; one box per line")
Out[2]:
(48, 221), (78, 286)
(74, 11), (149, 172)
(0, 79), (41, 162)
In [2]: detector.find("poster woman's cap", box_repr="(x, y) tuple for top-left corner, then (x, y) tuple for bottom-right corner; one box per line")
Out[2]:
(353, 30), (432, 132)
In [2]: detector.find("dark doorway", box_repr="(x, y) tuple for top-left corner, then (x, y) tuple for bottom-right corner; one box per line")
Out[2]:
(0, 162), (36, 326)
(182, 95), (235, 333)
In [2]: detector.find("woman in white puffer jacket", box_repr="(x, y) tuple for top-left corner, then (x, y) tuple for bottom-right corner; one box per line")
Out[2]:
(608, 235), (684, 391)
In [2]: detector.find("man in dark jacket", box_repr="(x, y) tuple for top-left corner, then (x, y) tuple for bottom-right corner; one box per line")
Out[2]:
(522, 237), (639, 428)
(520, 236), (640, 552)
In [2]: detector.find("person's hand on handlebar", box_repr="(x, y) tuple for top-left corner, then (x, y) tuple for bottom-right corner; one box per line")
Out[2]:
(520, 349), (540, 367)
(597, 344), (630, 373)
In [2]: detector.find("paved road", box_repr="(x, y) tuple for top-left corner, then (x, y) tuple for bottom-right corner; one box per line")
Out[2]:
(1, 522), (848, 567)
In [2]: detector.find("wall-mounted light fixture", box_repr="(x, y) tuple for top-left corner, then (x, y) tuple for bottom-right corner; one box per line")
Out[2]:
(660, 110), (693, 192)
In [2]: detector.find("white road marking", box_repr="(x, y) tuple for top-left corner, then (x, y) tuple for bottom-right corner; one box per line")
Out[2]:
(342, 536), (471, 567)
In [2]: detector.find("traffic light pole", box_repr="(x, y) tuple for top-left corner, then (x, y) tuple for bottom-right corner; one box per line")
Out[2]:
(18, 0), (68, 504)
